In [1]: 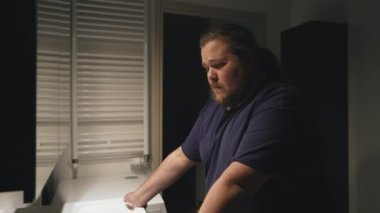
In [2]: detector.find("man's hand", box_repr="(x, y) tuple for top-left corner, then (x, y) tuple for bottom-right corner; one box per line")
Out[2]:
(124, 191), (147, 209)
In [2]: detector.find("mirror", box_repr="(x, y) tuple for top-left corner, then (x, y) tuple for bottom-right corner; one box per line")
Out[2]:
(35, 0), (71, 197)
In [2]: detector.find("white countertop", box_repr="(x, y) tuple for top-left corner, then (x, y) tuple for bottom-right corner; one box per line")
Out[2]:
(54, 174), (166, 213)
(3, 174), (165, 213)
(54, 174), (163, 205)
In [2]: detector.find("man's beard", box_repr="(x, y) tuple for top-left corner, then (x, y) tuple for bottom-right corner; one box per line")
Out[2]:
(211, 80), (251, 108)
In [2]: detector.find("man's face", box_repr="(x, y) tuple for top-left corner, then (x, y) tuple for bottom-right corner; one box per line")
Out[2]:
(201, 39), (247, 107)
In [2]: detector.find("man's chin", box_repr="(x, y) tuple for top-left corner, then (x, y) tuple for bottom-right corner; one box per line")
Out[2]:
(213, 93), (244, 108)
(212, 94), (223, 105)
(212, 91), (238, 107)
(212, 95), (229, 107)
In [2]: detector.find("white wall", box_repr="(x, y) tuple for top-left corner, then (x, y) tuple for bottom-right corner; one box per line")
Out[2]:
(165, 0), (291, 58)
(348, 0), (380, 212)
(291, 0), (346, 26)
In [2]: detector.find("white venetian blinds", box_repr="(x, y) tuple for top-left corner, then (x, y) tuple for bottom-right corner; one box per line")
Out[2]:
(37, 0), (71, 165)
(75, 0), (147, 161)
(36, 0), (148, 165)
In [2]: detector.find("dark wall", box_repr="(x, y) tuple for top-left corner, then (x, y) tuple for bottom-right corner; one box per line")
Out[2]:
(163, 13), (210, 213)
(1, 1), (36, 203)
(281, 21), (348, 213)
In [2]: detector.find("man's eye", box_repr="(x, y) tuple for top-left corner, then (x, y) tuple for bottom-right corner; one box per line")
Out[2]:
(212, 63), (225, 69)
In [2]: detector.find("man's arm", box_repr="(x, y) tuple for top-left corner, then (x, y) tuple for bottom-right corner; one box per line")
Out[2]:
(198, 161), (271, 213)
(124, 146), (196, 208)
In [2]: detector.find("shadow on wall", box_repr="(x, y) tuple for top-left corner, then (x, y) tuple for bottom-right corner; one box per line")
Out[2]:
(357, 153), (380, 210)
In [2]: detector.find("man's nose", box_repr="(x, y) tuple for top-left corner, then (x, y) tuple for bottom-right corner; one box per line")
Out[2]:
(207, 69), (217, 82)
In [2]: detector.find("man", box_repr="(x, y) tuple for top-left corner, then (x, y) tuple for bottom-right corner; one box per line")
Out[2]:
(125, 24), (329, 213)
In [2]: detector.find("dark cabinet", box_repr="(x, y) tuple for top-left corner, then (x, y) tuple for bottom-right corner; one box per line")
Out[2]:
(281, 21), (348, 213)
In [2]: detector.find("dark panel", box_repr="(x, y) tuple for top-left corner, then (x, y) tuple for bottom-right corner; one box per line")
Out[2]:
(1, 1), (37, 203)
(281, 21), (348, 213)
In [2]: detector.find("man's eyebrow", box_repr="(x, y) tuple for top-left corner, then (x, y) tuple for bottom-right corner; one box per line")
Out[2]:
(207, 59), (223, 64)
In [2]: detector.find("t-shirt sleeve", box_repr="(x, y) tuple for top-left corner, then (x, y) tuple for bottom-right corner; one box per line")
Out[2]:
(233, 86), (299, 176)
(181, 101), (212, 162)
(181, 118), (202, 162)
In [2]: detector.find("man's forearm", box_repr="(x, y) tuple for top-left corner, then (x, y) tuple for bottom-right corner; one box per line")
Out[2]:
(198, 177), (245, 213)
(198, 162), (270, 213)
(125, 147), (195, 207)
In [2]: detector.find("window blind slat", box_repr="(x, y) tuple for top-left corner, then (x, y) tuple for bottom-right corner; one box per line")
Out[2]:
(77, 16), (144, 26)
(78, 0), (144, 8)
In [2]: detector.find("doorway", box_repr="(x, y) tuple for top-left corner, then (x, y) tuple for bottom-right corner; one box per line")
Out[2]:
(163, 13), (209, 213)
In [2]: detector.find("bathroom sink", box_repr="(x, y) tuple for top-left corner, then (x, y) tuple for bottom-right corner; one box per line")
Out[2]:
(62, 198), (145, 213)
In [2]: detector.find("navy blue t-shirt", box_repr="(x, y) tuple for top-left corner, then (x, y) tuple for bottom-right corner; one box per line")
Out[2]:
(182, 82), (328, 212)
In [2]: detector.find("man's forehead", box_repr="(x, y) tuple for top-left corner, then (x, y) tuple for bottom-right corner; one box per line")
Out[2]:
(201, 39), (231, 54)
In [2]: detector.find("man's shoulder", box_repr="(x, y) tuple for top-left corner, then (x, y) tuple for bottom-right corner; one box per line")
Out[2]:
(253, 81), (299, 105)
(259, 81), (298, 96)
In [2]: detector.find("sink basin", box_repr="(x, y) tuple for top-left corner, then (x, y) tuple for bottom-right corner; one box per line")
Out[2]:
(62, 198), (145, 213)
